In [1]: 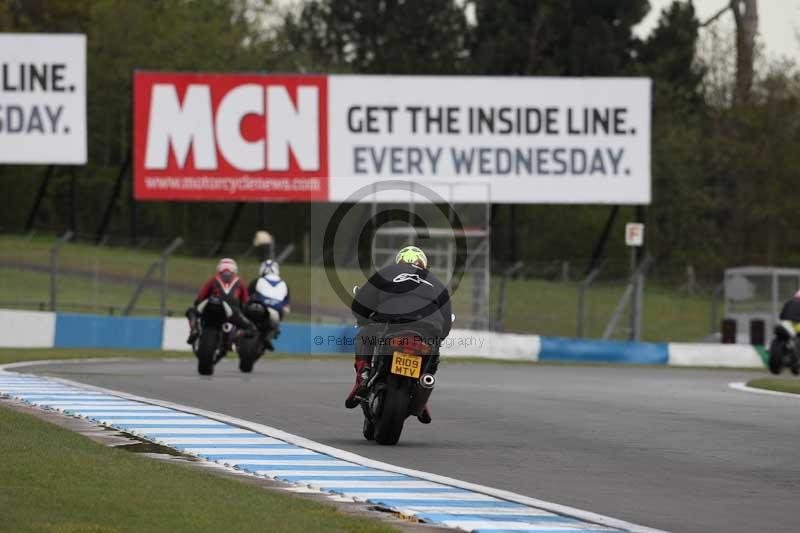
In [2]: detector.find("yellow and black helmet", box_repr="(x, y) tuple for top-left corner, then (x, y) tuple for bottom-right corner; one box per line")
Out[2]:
(395, 246), (428, 269)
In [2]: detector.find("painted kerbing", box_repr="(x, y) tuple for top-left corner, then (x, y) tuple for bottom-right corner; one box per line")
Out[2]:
(0, 362), (666, 533)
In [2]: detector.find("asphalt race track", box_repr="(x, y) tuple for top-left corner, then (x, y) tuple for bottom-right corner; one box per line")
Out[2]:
(28, 358), (800, 533)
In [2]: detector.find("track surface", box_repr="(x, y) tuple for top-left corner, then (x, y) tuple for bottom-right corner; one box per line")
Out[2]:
(29, 358), (799, 533)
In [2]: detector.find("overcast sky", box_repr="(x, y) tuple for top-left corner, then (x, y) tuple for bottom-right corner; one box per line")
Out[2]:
(634, 0), (800, 60)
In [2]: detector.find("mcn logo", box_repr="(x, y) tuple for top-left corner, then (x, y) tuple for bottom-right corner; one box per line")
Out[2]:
(133, 72), (328, 201)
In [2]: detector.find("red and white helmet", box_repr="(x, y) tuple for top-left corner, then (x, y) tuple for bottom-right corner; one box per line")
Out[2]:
(216, 258), (238, 283)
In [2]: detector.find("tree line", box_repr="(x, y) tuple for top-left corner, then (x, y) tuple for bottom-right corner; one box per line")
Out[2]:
(0, 0), (797, 281)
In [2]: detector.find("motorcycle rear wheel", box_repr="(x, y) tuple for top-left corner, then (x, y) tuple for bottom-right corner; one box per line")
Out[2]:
(768, 338), (786, 375)
(374, 376), (410, 446)
(237, 335), (263, 373)
(197, 329), (220, 376)
(362, 418), (375, 441)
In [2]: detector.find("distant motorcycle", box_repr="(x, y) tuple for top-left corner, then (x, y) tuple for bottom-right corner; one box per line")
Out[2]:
(192, 297), (234, 376)
(235, 299), (278, 373)
(768, 320), (800, 375)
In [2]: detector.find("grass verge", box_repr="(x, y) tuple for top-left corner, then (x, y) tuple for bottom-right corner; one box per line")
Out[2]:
(0, 348), (352, 367)
(0, 404), (395, 533)
(0, 347), (192, 366)
(746, 377), (800, 395)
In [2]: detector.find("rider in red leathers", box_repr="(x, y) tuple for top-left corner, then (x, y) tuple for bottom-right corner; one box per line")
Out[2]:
(186, 258), (254, 345)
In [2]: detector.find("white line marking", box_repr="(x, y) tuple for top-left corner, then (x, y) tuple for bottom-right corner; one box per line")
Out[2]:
(345, 492), (498, 501)
(82, 413), (199, 418)
(396, 507), (554, 516)
(220, 460), (351, 466)
(91, 419), (224, 425)
(729, 381), (800, 399)
(154, 437), (282, 445)
(1, 360), (667, 533)
(305, 481), (445, 489)
(65, 407), (176, 412)
(181, 448), (315, 455)
(255, 470), (404, 477)
(123, 427), (253, 434)
(28, 401), (146, 407)
(434, 521), (615, 531)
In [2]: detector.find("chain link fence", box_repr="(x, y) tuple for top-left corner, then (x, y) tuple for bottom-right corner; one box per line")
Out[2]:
(1, 232), (731, 342)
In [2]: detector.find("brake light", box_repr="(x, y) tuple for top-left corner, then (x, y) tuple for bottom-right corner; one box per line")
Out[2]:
(389, 336), (431, 354)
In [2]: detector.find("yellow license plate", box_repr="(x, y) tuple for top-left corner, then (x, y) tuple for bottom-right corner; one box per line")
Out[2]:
(391, 352), (422, 378)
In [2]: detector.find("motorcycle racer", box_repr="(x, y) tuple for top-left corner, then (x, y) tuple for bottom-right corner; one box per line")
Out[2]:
(247, 259), (290, 350)
(186, 258), (253, 345)
(780, 290), (800, 323)
(345, 246), (452, 423)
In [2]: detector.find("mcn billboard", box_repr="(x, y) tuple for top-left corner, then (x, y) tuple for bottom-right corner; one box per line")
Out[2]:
(133, 72), (651, 204)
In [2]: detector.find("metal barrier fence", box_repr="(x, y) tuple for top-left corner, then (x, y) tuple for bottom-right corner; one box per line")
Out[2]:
(0, 233), (724, 342)
(490, 258), (720, 343)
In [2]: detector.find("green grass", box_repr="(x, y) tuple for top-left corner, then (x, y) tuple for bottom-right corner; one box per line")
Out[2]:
(0, 348), (193, 366)
(0, 405), (396, 533)
(747, 377), (800, 394)
(0, 348), (354, 366)
(0, 234), (714, 341)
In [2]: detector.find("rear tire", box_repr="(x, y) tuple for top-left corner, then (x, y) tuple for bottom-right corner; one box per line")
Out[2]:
(362, 418), (375, 441)
(237, 335), (262, 373)
(374, 376), (409, 445)
(197, 328), (220, 376)
(768, 338), (784, 375)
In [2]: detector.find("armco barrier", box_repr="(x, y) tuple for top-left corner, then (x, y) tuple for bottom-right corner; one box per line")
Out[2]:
(0, 309), (767, 368)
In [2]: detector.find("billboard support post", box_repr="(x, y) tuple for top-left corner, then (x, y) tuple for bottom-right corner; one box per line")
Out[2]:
(24, 166), (56, 233)
(69, 168), (78, 237)
(49, 231), (74, 311)
(130, 162), (138, 247)
(210, 203), (245, 257)
(585, 206), (620, 276)
(510, 205), (519, 264)
(94, 153), (131, 244)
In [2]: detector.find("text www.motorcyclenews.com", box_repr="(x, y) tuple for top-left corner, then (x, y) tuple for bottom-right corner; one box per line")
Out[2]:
(144, 176), (321, 194)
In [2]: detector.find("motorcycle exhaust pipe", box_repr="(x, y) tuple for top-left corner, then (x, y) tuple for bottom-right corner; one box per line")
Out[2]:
(409, 373), (435, 417)
(222, 322), (234, 333)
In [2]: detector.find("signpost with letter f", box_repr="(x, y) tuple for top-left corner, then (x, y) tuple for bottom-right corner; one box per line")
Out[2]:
(626, 222), (645, 341)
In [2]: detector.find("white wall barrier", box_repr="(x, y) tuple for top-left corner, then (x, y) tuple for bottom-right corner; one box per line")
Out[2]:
(0, 309), (770, 369)
(667, 343), (764, 368)
(440, 328), (540, 360)
(162, 317), (192, 352)
(0, 309), (56, 348)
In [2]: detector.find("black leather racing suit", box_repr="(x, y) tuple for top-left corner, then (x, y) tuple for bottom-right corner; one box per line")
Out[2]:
(351, 263), (452, 372)
(780, 298), (800, 322)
